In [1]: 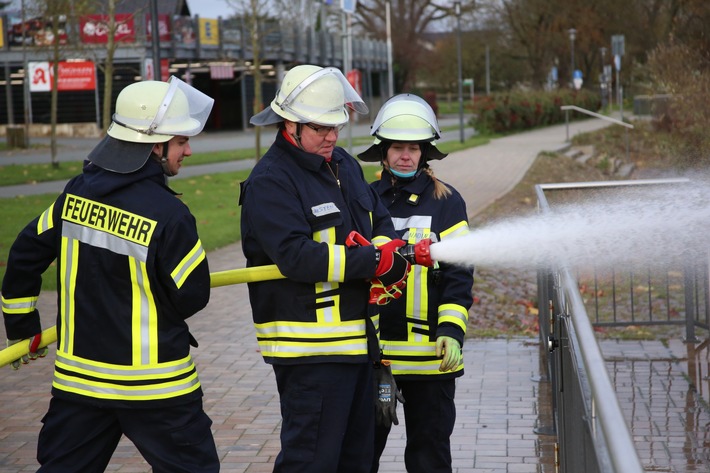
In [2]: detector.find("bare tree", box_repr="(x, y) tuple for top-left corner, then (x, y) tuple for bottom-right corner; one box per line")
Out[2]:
(354, 0), (471, 92)
(228, 0), (275, 160)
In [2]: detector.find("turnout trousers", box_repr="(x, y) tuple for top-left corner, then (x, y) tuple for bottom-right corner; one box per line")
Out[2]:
(36, 396), (219, 472)
(372, 378), (456, 473)
(272, 362), (375, 473)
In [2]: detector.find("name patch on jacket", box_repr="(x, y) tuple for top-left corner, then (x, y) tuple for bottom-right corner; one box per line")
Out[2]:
(311, 202), (340, 217)
(62, 194), (157, 246)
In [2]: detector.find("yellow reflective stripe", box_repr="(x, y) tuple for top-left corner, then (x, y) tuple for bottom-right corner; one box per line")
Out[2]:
(37, 202), (55, 234)
(370, 313), (380, 334)
(390, 359), (463, 376)
(371, 235), (390, 246)
(403, 226), (431, 342)
(171, 240), (206, 289)
(59, 236), (79, 355)
(255, 319), (366, 339)
(440, 220), (469, 239)
(52, 370), (200, 401)
(130, 258), (159, 366)
(55, 352), (196, 380)
(62, 194), (156, 246)
(257, 339), (368, 358)
(1, 295), (38, 314)
(439, 303), (468, 331)
(313, 227), (343, 322)
(382, 341), (464, 375)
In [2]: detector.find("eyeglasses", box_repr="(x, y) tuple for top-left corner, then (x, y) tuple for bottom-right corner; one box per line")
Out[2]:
(304, 123), (345, 137)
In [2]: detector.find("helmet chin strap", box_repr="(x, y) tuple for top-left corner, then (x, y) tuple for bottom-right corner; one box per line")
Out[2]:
(292, 123), (305, 151)
(159, 141), (175, 176)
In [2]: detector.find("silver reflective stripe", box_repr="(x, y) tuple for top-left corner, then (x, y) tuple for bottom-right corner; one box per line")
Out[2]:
(258, 340), (367, 355)
(317, 282), (336, 323)
(64, 221), (148, 262)
(37, 203), (54, 234)
(133, 261), (153, 366)
(53, 373), (199, 398)
(1, 296), (37, 313)
(56, 353), (195, 376)
(383, 342), (437, 356)
(60, 238), (76, 353)
(440, 307), (467, 325)
(392, 215), (432, 231)
(171, 241), (205, 288)
(255, 321), (366, 338)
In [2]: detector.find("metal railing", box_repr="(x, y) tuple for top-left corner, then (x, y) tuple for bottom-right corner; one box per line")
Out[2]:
(533, 178), (702, 473)
(561, 105), (634, 162)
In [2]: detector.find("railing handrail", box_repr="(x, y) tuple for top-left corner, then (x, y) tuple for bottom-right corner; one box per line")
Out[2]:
(560, 105), (634, 129)
(559, 266), (645, 473)
(536, 182), (646, 473)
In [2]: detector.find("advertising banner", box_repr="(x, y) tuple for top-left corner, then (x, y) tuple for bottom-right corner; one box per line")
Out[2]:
(80, 14), (135, 44)
(29, 61), (97, 92)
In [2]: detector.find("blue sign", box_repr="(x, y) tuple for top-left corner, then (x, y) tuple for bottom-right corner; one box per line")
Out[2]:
(573, 69), (583, 79)
(341, 0), (357, 13)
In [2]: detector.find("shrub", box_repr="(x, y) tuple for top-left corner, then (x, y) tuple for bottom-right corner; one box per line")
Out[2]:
(472, 89), (601, 134)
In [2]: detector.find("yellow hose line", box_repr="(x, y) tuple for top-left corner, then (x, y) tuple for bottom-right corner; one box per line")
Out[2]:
(0, 265), (285, 369)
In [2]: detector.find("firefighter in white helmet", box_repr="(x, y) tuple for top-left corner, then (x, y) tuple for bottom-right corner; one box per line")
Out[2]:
(358, 93), (474, 473)
(240, 65), (411, 472)
(1, 77), (220, 472)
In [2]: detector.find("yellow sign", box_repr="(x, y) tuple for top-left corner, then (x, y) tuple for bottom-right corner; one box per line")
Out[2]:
(0, 18), (4, 49)
(62, 194), (157, 246)
(199, 18), (219, 46)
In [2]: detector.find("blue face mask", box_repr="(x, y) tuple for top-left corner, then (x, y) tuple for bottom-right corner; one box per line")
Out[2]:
(390, 168), (417, 179)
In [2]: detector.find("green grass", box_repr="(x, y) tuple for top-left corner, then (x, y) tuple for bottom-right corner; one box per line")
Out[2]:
(0, 165), (384, 291)
(0, 148), (258, 186)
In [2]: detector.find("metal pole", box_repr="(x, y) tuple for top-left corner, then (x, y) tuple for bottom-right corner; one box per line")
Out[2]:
(150, 0), (161, 81)
(568, 28), (576, 88)
(485, 44), (490, 95)
(385, 0), (393, 97)
(455, 2), (463, 143)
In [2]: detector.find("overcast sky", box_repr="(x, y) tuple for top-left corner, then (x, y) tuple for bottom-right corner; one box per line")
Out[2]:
(185, 0), (234, 19)
(3, 0), (235, 19)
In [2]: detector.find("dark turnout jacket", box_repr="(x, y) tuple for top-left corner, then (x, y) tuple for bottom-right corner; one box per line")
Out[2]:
(1, 158), (210, 407)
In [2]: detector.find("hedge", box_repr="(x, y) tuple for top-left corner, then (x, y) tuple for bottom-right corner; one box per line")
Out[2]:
(472, 89), (601, 134)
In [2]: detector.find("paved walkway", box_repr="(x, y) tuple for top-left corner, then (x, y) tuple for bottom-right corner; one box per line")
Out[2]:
(2, 119), (709, 472)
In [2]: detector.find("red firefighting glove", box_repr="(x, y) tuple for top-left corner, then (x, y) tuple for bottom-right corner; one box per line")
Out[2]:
(7, 333), (48, 371)
(436, 336), (463, 372)
(375, 239), (411, 288)
(373, 359), (405, 427)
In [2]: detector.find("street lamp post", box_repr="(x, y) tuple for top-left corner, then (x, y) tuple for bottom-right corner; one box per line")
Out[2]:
(455, 1), (463, 143)
(568, 28), (576, 88)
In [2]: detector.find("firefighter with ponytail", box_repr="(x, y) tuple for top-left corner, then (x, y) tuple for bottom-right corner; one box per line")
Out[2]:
(359, 94), (475, 473)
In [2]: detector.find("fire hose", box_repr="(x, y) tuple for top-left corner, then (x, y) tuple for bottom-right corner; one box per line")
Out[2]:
(0, 235), (433, 368)
(0, 265), (285, 369)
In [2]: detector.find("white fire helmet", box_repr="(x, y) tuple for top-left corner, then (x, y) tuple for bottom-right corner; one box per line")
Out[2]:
(89, 76), (214, 173)
(358, 93), (446, 162)
(250, 65), (368, 126)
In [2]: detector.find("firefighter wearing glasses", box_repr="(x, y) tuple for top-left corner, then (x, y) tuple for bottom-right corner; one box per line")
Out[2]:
(240, 65), (411, 472)
(358, 94), (474, 473)
(1, 78), (220, 472)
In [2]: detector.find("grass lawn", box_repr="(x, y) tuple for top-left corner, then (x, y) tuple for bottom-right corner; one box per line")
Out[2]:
(0, 165), (385, 291)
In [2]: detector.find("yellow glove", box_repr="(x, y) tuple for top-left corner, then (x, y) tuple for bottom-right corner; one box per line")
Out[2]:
(435, 336), (462, 372)
(7, 333), (48, 370)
